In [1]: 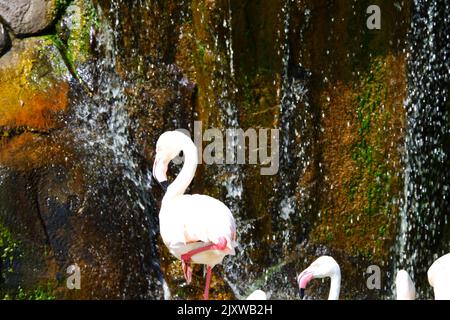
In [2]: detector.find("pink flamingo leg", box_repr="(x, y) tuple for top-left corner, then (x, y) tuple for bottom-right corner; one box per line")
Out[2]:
(180, 237), (228, 300)
(204, 266), (212, 300)
(181, 260), (193, 284)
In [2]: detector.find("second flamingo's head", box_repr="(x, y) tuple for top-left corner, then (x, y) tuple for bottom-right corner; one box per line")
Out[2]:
(297, 255), (341, 299)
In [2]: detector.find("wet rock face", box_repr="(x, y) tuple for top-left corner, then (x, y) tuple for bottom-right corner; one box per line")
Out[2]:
(0, 37), (71, 134)
(0, 0), (57, 35)
(0, 0), (165, 299)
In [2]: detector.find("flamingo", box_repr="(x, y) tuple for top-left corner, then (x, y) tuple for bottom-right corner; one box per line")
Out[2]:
(152, 131), (238, 300)
(297, 255), (341, 300)
(246, 289), (267, 300)
(395, 269), (416, 300)
(428, 253), (450, 300)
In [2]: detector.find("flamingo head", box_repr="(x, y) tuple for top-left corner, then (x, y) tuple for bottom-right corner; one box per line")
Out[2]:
(396, 269), (416, 300)
(297, 255), (340, 299)
(152, 131), (185, 190)
(427, 252), (450, 298)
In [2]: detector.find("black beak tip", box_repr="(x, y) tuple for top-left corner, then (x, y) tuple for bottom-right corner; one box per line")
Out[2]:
(299, 288), (305, 299)
(151, 174), (168, 193)
(159, 180), (169, 192)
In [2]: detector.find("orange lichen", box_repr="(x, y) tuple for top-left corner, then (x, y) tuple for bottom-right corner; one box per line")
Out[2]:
(0, 82), (69, 130)
(0, 37), (70, 131)
(0, 133), (63, 169)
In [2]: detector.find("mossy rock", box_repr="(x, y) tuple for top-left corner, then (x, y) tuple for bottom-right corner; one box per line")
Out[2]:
(0, 36), (71, 132)
(56, 0), (98, 71)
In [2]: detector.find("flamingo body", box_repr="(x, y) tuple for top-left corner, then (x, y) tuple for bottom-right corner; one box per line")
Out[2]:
(160, 194), (237, 266)
(428, 253), (450, 300)
(246, 290), (267, 300)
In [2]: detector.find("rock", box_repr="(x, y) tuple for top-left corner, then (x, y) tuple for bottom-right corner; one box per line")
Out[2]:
(0, 0), (57, 36)
(0, 24), (164, 299)
(0, 36), (73, 297)
(56, 0), (96, 72)
(0, 36), (71, 133)
(0, 23), (9, 55)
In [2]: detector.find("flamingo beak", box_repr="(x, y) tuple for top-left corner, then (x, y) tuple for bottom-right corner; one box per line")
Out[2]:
(152, 157), (169, 192)
(297, 271), (314, 299)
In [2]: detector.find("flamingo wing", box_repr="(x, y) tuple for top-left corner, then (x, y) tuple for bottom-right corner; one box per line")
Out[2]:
(160, 194), (237, 252)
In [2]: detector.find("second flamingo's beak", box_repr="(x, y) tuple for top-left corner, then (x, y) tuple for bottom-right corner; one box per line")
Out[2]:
(297, 271), (314, 299)
(152, 157), (169, 192)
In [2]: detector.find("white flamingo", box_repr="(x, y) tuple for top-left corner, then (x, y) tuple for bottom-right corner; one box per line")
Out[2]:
(395, 269), (416, 300)
(297, 255), (341, 300)
(152, 131), (238, 300)
(246, 289), (267, 300)
(428, 253), (450, 300)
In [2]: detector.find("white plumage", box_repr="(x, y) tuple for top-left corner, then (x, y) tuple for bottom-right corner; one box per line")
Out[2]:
(159, 194), (237, 266)
(428, 253), (450, 300)
(246, 290), (267, 300)
(396, 269), (416, 300)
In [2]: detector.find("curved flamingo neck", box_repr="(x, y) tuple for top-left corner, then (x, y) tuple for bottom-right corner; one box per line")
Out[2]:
(162, 135), (198, 202)
(328, 271), (341, 300)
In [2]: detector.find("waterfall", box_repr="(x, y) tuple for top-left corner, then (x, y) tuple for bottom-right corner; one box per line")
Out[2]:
(395, 0), (450, 298)
(68, 2), (167, 299)
(276, 0), (313, 256)
(214, 0), (248, 298)
(223, 0), (316, 299)
(218, 0), (243, 215)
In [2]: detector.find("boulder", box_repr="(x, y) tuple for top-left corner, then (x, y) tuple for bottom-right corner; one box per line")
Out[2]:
(0, 36), (71, 134)
(0, 0), (57, 36)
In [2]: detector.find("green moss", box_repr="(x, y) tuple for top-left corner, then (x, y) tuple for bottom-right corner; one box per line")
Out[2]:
(1, 224), (56, 300)
(56, 0), (72, 12)
(38, 36), (70, 80)
(349, 58), (393, 218)
(71, 0), (99, 59)
(0, 223), (21, 280)
(313, 55), (405, 263)
(196, 42), (206, 66)
(192, 41), (208, 73)
(55, 0), (98, 70)
(2, 283), (56, 300)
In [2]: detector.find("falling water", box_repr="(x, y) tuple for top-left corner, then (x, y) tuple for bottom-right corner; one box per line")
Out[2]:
(223, 0), (317, 299)
(209, 0), (249, 297)
(276, 0), (313, 256)
(218, 1), (243, 216)
(395, 0), (450, 298)
(67, 3), (168, 299)
(72, 18), (139, 183)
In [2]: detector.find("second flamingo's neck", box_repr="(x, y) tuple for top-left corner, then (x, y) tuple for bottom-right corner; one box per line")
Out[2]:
(163, 136), (198, 202)
(328, 272), (341, 300)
